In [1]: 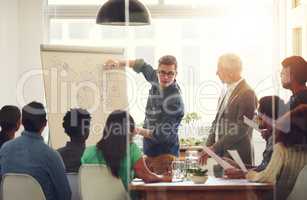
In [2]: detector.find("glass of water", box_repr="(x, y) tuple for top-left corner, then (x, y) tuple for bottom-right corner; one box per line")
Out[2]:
(171, 160), (185, 180)
(185, 150), (199, 169)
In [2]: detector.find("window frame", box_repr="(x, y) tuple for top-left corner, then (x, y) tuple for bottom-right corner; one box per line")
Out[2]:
(44, 0), (273, 42)
(44, 0), (276, 155)
(45, 4), (223, 19)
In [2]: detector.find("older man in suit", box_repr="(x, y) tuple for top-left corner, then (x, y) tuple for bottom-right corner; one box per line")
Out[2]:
(199, 53), (257, 165)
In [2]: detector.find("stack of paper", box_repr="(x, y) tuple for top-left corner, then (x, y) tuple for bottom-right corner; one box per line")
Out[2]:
(243, 116), (260, 131)
(227, 150), (248, 172)
(201, 146), (247, 172)
(202, 146), (234, 170)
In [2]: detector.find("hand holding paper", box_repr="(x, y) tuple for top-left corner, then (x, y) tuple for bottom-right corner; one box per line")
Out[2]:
(201, 145), (235, 170)
(243, 116), (260, 131)
(227, 150), (248, 172)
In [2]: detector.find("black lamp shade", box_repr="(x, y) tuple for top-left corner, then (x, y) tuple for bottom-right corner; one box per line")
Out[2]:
(96, 0), (151, 26)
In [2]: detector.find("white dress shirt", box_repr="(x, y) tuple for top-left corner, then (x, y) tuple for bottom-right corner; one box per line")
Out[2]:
(215, 78), (244, 142)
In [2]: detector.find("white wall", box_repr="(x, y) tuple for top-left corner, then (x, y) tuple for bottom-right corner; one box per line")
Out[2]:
(17, 0), (45, 106)
(0, 0), (45, 108)
(286, 0), (307, 57)
(0, 0), (19, 106)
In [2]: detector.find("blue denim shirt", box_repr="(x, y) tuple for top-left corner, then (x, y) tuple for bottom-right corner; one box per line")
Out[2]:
(133, 59), (184, 157)
(0, 131), (71, 200)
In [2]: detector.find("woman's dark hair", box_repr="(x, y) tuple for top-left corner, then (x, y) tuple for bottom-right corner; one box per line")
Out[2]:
(62, 108), (91, 139)
(0, 105), (21, 132)
(96, 110), (135, 178)
(0, 105), (21, 148)
(276, 106), (307, 146)
(258, 96), (286, 120)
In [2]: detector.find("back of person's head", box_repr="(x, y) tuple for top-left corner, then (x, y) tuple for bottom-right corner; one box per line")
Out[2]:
(282, 56), (307, 85)
(258, 96), (286, 120)
(0, 105), (21, 132)
(96, 110), (135, 178)
(62, 108), (91, 141)
(22, 101), (47, 132)
(276, 105), (307, 146)
(159, 55), (178, 70)
(218, 53), (242, 74)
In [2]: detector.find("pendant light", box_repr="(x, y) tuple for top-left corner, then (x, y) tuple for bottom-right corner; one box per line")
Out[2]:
(96, 0), (151, 26)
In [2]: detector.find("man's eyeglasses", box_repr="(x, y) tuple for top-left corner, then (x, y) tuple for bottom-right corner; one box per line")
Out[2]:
(157, 70), (176, 77)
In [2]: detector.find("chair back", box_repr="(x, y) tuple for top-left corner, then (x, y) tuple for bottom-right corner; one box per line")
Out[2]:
(287, 165), (307, 200)
(67, 173), (80, 200)
(1, 173), (46, 200)
(79, 164), (130, 200)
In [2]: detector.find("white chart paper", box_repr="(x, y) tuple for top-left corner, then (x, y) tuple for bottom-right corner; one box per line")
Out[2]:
(227, 150), (248, 172)
(202, 145), (234, 170)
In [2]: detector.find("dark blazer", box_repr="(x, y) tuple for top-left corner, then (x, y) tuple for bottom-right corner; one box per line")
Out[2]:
(206, 80), (257, 165)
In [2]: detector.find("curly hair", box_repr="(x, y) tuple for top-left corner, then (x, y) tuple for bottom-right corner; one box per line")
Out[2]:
(62, 108), (91, 139)
(258, 96), (286, 120)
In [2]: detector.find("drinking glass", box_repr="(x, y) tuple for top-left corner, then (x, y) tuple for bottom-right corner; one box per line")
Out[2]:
(171, 160), (185, 180)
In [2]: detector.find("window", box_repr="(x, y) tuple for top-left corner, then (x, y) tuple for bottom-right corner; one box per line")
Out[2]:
(46, 1), (275, 122)
(292, 0), (302, 8)
(49, 21), (62, 40)
(48, 0), (158, 5)
(46, 1), (276, 163)
(47, 15), (275, 124)
(293, 27), (302, 56)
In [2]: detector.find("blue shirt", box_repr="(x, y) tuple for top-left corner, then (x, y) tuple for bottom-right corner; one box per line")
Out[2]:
(133, 59), (185, 157)
(0, 131), (71, 200)
(255, 136), (273, 172)
(57, 141), (85, 173)
(287, 89), (307, 110)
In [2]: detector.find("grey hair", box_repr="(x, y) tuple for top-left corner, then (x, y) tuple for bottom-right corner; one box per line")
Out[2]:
(218, 53), (242, 74)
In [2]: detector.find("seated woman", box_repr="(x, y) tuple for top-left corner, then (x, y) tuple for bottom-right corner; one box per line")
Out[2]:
(81, 110), (171, 190)
(233, 104), (307, 200)
(224, 96), (286, 175)
(253, 96), (286, 171)
(0, 105), (21, 148)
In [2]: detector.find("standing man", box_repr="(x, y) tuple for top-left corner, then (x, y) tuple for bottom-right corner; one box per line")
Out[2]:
(199, 53), (257, 165)
(105, 55), (184, 174)
(280, 56), (307, 109)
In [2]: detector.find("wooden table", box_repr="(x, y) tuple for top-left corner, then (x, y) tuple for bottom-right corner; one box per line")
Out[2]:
(129, 177), (273, 200)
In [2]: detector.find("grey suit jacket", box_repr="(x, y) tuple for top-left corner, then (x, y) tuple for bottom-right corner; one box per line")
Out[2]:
(206, 80), (257, 165)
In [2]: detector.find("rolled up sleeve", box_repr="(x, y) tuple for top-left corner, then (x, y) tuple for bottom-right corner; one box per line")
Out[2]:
(151, 94), (184, 144)
(132, 59), (157, 83)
